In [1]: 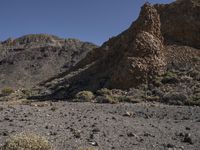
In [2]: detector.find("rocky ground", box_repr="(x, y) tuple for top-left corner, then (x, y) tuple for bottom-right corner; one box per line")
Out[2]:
(0, 100), (199, 150)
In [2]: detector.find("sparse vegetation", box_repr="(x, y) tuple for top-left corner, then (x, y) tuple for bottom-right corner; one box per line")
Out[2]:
(1, 87), (14, 96)
(186, 93), (200, 106)
(152, 77), (163, 87)
(96, 88), (119, 104)
(96, 88), (112, 96)
(75, 91), (95, 102)
(95, 88), (144, 104)
(161, 71), (178, 84)
(162, 92), (188, 105)
(145, 96), (160, 102)
(192, 56), (200, 62)
(0, 132), (52, 150)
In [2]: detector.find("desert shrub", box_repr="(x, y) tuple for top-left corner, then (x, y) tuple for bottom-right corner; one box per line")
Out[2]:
(192, 56), (200, 62)
(0, 132), (51, 150)
(161, 71), (179, 84)
(96, 88), (145, 104)
(75, 91), (94, 102)
(1, 87), (14, 96)
(162, 92), (188, 105)
(117, 96), (132, 102)
(153, 78), (163, 87)
(95, 95), (118, 104)
(151, 88), (164, 97)
(96, 88), (119, 104)
(96, 88), (112, 96)
(145, 96), (160, 102)
(127, 88), (146, 100)
(186, 93), (200, 106)
(189, 69), (200, 81)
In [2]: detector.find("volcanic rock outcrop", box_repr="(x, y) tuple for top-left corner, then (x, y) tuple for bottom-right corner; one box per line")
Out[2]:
(155, 0), (200, 48)
(31, 0), (200, 100)
(0, 34), (97, 90)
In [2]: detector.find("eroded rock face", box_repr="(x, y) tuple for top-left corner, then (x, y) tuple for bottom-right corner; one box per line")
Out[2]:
(109, 4), (166, 89)
(155, 0), (200, 48)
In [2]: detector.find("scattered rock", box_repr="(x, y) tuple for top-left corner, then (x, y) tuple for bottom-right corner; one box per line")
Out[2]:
(183, 133), (193, 144)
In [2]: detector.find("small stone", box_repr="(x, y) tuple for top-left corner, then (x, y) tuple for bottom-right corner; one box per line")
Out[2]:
(185, 127), (190, 130)
(0, 130), (9, 136)
(49, 131), (57, 136)
(127, 132), (135, 137)
(123, 111), (134, 117)
(89, 141), (98, 146)
(183, 133), (193, 144)
(0, 107), (3, 111)
(166, 143), (175, 148)
(92, 128), (100, 133)
(73, 130), (81, 138)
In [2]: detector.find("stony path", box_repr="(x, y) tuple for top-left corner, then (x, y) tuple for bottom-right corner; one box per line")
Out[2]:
(0, 101), (200, 150)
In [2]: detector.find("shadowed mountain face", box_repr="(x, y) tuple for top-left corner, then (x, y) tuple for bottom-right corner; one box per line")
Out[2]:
(0, 34), (97, 90)
(30, 0), (200, 100)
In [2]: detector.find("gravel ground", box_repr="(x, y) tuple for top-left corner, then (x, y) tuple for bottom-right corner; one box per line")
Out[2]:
(0, 101), (200, 150)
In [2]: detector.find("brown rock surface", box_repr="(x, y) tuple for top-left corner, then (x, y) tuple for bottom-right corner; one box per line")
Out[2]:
(31, 0), (200, 99)
(155, 0), (200, 48)
(109, 4), (166, 89)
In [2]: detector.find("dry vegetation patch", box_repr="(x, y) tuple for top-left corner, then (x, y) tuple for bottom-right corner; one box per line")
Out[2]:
(0, 132), (52, 150)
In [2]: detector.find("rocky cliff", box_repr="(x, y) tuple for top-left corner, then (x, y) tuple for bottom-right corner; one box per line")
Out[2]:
(28, 0), (200, 100)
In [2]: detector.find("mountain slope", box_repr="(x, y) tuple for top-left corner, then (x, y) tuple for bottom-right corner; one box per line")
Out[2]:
(0, 34), (97, 90)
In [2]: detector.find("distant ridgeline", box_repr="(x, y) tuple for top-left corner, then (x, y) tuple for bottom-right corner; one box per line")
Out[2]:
(0, 34), (97, 90)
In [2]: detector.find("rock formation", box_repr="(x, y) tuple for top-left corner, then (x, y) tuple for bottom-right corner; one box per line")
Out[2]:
(155, 0), (200, 48)
(28, 0), (200, 99)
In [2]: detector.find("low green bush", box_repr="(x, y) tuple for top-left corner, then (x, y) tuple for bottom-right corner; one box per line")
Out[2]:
(161, 71), (178, 84)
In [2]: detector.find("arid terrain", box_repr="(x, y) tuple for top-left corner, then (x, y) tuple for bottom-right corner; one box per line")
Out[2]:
(0, 34), (97, 90)
(0, 101), (200, 150)
(0, 0), (200, 150)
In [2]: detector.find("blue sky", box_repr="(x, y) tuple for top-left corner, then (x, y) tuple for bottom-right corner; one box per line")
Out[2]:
(0, 0), (175, 45)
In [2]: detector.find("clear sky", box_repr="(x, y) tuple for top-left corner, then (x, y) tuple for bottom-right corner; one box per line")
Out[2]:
(0, 0), (175, 45)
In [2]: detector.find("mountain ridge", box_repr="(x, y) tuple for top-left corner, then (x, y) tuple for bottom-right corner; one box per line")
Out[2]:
(0, 34), (97, 90)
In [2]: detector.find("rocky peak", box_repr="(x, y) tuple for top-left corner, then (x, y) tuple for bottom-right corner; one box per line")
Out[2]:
(132, 3), (162, 40)
(15, 34), (60, 44)
(1, 34), (97, 51)
(109, 3), (166, 88)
